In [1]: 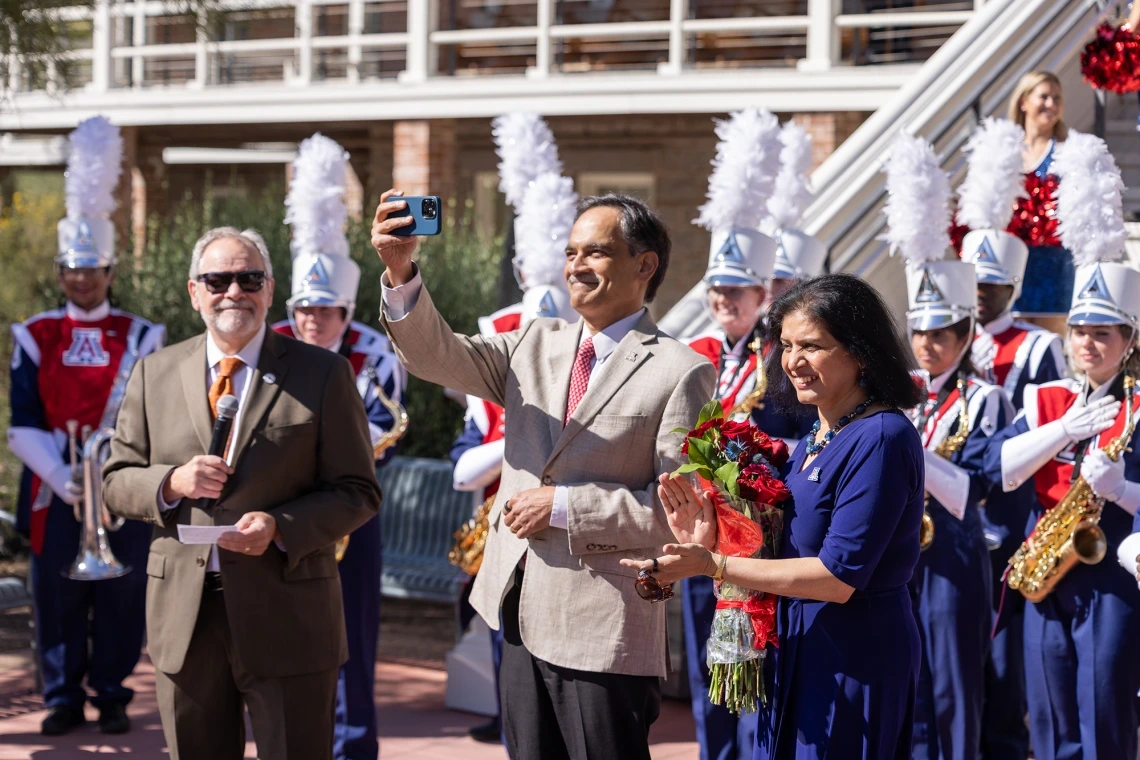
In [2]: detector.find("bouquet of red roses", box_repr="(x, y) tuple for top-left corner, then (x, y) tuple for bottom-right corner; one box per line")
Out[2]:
(673, 400), (791, 713)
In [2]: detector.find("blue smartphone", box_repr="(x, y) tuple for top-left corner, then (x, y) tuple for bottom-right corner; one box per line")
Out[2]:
(390, 195), (442, 236)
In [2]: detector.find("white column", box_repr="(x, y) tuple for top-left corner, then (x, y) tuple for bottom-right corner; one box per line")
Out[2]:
(131, 1), (145, 89)
(348, 0), (365, 83)
(192, 6), (208, 88)
(296, 0), (313, 85)
(528, 0), (552, 78)
(91, 0), (111, 92)
(799, 0), (838, 72)
(401, 0), (437, 82)
(660, 0), (688, 75)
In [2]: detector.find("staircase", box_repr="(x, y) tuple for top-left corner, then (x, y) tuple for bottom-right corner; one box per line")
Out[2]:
(662, 0), (1117, 339)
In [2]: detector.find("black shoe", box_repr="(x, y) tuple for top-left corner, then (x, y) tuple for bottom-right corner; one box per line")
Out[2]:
(468, 717), (502, 743)
(41, 705), (86, 736)
(97, 703), (130, 735)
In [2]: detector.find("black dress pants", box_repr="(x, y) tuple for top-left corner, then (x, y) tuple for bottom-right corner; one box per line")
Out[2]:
(499, 571), (661, 760)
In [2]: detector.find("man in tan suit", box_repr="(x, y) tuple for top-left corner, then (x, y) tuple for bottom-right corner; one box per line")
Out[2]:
(372, 192), (715, 760)
(102, 227), (381, 760)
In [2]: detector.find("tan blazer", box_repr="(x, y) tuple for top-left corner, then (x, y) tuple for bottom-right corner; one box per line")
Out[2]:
(382, 287), (715, 677)
(102, 328), (381, 677)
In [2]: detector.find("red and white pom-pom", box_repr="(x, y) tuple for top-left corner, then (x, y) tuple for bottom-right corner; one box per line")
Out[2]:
(1081, 23), (1140, 94)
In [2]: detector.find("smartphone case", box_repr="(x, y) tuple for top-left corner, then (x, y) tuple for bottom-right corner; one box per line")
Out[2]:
(390, 196), (442, 236)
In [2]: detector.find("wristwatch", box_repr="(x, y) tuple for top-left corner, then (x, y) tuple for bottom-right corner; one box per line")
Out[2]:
(712, 553), (728, 582)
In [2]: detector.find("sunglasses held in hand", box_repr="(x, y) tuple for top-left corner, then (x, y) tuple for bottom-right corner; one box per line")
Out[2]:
(635, 559), (674, 603)
(197, 270), (267, 294)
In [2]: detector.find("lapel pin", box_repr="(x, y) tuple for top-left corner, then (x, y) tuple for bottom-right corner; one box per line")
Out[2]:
(808, 467), (821, 482)
(263, 372), (276, 385)
(625, 352), (638, 362)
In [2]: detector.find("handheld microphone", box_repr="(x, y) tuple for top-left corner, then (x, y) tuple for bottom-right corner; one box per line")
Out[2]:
(203, 394), (239, 510)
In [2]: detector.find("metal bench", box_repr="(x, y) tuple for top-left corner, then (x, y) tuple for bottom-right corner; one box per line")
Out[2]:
(378, 456), (473, 604)
(0, 576), (31, 612)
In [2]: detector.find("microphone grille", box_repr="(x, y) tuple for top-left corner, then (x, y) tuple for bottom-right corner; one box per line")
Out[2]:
(216, 394), (239, 420)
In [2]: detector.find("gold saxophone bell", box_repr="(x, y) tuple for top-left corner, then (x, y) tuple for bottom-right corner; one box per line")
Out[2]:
(337, 370), (409, 562)
(920, 378), (970, 552)
(1008, 375), (1136, 602)
(920, 509), (935, 552)
(449, 495), (495, 575)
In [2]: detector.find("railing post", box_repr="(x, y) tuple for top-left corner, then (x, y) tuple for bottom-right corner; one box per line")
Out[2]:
(528, 0), (552, 78)
(799, 0), (838, 72)
(348, 0), (365, 84)
(192, 6), (208, 89)
(131, 1), (145, 89)
(8, 53), (21, 93)
(91, 0), (111, 92)
(401, 0), (434, 82)
(660, 0), (688, 75)
(296, 0), (313, 85)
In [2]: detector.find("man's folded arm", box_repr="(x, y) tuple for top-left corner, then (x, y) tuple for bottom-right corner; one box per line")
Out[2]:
(565, 360), (717, 554)
(272, 358), (382, 566)
(380, 267), (526, 408)
(102, 358), (176, 526)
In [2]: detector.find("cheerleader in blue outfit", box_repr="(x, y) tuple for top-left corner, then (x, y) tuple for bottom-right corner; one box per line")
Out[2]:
(985, 133), (1140, 760)
(904, 254), (1012, 760)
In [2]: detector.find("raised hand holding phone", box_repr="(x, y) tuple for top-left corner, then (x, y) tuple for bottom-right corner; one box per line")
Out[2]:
(371, 189), (419, 285)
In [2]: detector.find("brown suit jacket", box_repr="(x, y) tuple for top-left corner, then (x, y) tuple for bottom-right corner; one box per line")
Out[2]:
(102, 327), (381, 677)
(382, 286), (715, 677)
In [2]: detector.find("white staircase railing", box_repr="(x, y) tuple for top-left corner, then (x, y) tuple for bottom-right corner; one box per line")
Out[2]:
(661, 0), (1111, 339)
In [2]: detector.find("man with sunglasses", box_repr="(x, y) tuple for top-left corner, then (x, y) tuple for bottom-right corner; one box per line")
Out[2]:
(374, 190), (714, 760)
(102, 227), (381, 760)
(8, 116), (165, 737)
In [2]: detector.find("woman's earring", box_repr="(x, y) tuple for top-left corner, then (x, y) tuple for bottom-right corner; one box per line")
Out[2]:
(859, 369), (868, 388)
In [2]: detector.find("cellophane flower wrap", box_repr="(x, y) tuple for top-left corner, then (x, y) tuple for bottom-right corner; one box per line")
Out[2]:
(673, 400), (791, 714)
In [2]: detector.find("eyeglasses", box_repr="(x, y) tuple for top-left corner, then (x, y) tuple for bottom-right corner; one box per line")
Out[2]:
(197, 270), (267, 294)
(634, 569), (674, 604)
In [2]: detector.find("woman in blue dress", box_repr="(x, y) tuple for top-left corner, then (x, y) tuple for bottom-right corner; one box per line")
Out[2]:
(903, 255), (1013, 760)
(625, 274), (926, 759)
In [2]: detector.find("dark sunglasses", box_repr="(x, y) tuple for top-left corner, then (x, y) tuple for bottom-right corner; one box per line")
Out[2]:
(635, 567), (674, 604)
(197, 270), (267, 294)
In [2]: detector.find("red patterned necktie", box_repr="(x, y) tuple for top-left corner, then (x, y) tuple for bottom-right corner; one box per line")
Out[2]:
(564, 337), (596, 425)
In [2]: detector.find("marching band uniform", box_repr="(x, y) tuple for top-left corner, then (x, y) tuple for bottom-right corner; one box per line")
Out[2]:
(277, 134), (406, 760)
(7, 117), (163, 734)
(986, 263), (1140, 760)
(904, 256), (1008, 760)
(963, 228), (1063, 760)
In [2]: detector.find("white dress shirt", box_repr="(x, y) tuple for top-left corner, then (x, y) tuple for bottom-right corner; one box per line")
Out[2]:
(381, 267), (647, 530)
(159, 323), (267, 571)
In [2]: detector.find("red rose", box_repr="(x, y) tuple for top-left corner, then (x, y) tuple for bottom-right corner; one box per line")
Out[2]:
(681, 418), (722, 455)
(739, 470), (791, 505)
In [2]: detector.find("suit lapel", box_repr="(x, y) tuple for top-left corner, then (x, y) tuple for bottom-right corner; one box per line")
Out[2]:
(546, 320), (584, 446)
(547, 312), (656, 464)
(229, 328), (289, 470)
(179, 335), (212, 454)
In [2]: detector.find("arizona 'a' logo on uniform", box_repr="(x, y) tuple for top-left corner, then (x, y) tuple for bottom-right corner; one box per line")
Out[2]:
(62, 328), (109, 367)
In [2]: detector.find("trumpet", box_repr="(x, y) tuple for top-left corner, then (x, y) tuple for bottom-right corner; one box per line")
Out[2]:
(65, 421), (129, 581)
(336, 371), (409, 562)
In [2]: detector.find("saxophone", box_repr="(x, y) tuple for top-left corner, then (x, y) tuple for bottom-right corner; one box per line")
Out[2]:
(449, 494), (494, 575)
(336, 373), (409, 562)
(921, 377), (971, 552)
(729, 336), (767, 417)
(1007, 375), (1136, 602)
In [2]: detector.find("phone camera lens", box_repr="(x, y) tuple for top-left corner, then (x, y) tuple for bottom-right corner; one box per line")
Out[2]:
(422, 198), (437, 219)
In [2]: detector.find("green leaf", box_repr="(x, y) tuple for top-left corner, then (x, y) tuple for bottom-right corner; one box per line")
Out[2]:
(688, 437), (720, 469)
(715, 461), (741, 497)
(675, 462), (704, 474)
(670, 426), (691, 435)
(697, 399), (725, 426)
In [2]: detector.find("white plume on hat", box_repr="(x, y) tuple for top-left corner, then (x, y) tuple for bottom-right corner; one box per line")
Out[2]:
(883, 132), (952, 263)
(956, 118), (1026, 230)
(64, 116), (122, 222)
(1054, 131), (1127, 267)
(515, 172), (577, 288)
(284, 133), (350, 259)
(761, 120), (814, 235)
(493, 113), (562, 211)
(694, 107), (782, 234)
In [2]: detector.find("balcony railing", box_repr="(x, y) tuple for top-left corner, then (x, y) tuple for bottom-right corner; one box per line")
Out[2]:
(19, 0), (983, 94)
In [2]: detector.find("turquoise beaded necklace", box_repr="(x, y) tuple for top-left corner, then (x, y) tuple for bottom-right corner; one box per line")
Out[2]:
(803, 398), (875, 456)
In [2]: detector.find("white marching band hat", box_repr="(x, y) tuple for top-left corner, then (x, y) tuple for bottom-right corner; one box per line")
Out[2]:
(704, 229), (777, 288)
(962, 229), (1029, 301)
(772, 229), (827, 281)
(285, 133), (360, 314)
(1068, 262), (1140, 326)
(906, 259), (978, 332)
(58, 116), (122, 269)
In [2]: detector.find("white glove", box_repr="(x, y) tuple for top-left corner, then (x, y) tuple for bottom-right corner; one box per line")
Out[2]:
(1117, 532), (1140, 590)
(1081, 449), (1140, 515)
(923, 449), (969, 520)
(1062, 396), (1121, 441)
(453, 439), (506, 492)
(45, 463), (81, 506)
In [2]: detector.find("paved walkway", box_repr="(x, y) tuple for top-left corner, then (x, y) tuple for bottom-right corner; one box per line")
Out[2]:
(0, 651), (700, 759)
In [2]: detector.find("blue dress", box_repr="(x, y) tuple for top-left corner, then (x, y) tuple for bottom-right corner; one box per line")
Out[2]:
(1011, 141), (1074, 318)
(755, 410), (924, 760)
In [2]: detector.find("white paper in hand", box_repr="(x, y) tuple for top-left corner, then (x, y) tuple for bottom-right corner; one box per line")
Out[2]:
(178, 525), (238, 545)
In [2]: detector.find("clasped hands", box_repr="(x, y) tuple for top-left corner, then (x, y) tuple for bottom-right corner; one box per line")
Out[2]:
(165, 455), (280, 556)
(619, 473), (722, 586)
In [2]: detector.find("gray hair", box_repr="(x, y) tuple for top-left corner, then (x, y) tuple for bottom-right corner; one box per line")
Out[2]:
(188, 227), (274, 280)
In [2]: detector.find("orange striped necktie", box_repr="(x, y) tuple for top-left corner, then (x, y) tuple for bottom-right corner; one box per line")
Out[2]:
(209, 356), (243, 419)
